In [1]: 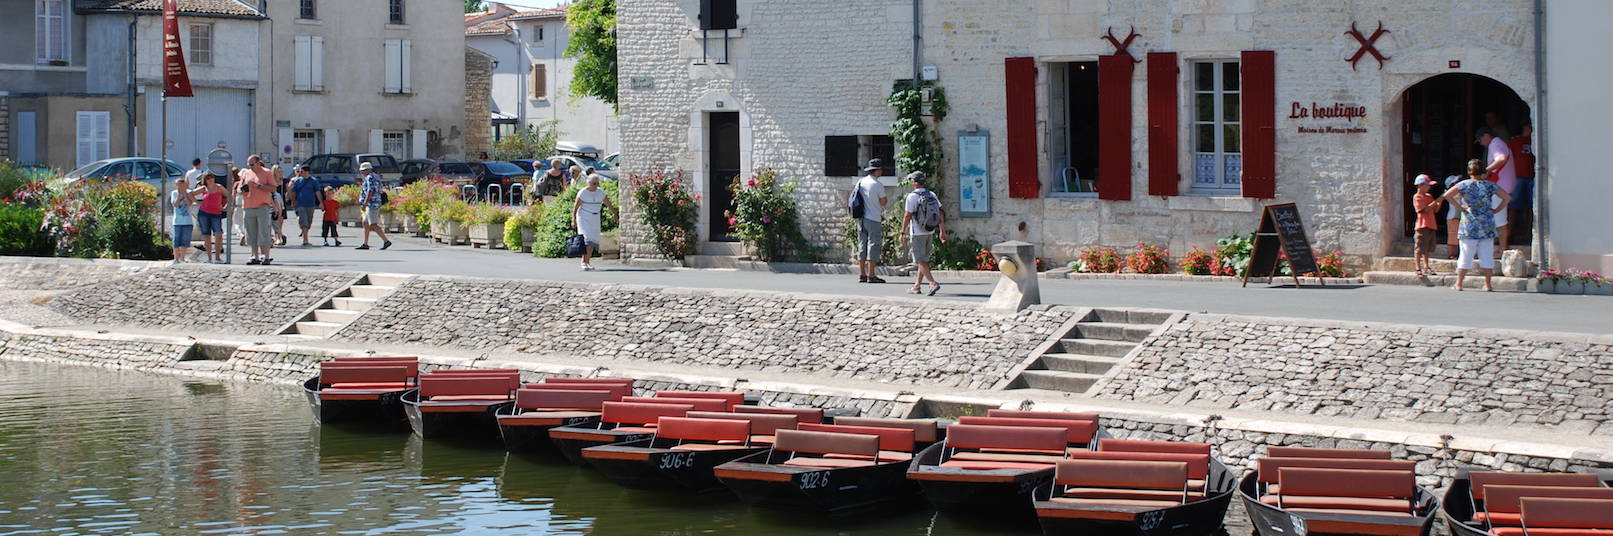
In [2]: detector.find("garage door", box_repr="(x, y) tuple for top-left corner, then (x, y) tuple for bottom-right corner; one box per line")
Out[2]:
(145, 88), (253, 167)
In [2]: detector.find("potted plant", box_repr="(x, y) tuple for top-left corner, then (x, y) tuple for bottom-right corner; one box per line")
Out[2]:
(468, 204), (511, 249)
(1537, 269), (1561, 294)
(331, 185), (362, 226)
(1589, 272), (1613, 296)
(427, 198), (473, 245)
(503, 205), (539, 253)
(1558, 269), (1588, 295)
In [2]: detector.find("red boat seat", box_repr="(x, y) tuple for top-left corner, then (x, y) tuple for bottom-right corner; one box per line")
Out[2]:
(732, 405), (824, 424)
(987, 409), (1100, 422)
(957, 416), (1096, 446)
(621, 396), (728, 412)
(1285, 509), (1423, 536)
(320, 365), (410, 386)
(798, 423), (917, 453)
(419, 376), (515, 399)
(427, 395), (512, 402)
(1274, 468), (1416, 515)
(654, 391), (744, 411)
(1037, 459), (1188, 521)
(1495, 497), (1613, 536)
(655, 417), (752, 444)
(1061, 487), (1206, 501)
(830, 417), (940, 442)
(1260, 495), (1415, 513)
(327, 382), (410, 390)
(1039, 497), (1180, 520)
(608, 426), (657, 435)
(515, 389), (613, 411)
(951, 451), (1067, 464)
(773, 429), (881, 461)
(1266, 446), (1392, 459)
(1256, 457), (1416, 484)
(501, 410), (600, 424)
(521, 382), (631, 401)
(1478, 486), (1613, 526)
(1099, 439), (1211, 456)
(1066, 450), (1211, 480)
(944, 424), (1068, 455)
(940, 460), (1059, 471)
(1470, 472), (1606, 500)
(685, 411), (799, 435)
(322, 359), (419, 380)
(668, 443), (752, 452)
(542, 377), (634, 386)
(599, 401), (696, 425)
(782, 457), (878, 469)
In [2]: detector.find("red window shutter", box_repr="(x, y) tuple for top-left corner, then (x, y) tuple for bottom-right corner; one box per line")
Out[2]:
(1146, 52), (1179, 197)
(1097, 55), (1134, 201)
(1241, 50), (1276, 199)
(1005, 57), (1040, 199)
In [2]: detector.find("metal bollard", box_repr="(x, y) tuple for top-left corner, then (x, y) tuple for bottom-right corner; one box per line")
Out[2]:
(509, 183), (526, 206)
(485, 184), (503, 206)
(461, 185), (478, 202)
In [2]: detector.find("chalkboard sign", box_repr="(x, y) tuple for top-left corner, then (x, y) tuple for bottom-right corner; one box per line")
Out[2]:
(1243, 203), (1322, 288)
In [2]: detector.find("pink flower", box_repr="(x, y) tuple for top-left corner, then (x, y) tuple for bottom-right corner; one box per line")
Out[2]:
(727, 217), (737, 226)
(677, 199), (686, 206)
(761, 215), (772, 224)
(747, 179), (757, 187)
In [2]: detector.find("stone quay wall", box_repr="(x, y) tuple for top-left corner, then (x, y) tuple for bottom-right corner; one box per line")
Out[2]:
(0, 257), (160, 290)
(1093, 314), (1613, 436)
(333, 276), (1078, 390)
(44, 265), (360, 335)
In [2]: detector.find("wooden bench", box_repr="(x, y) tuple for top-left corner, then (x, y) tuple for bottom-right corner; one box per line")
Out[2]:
(415, 376), (516, 412)
(1256, 457), (1416, 496)
(1478, 484), (1613, 528)
(317, 365), (411, 400)
(1036, 459), (1189, 520)
(1508, 497), (1613, 536)
(1266, 446), (1392, 459)
(955, 416), (1097, 448)
(936, 424), (1068, 471)
(798, 422), (917, 461)
(521, 381), (631, 401)
(731, 405), (824, 424)
(987, 409), (1101, 422)
(651, 416), (753, 451)
(654, 391), (745, 411)
(830, 417), (940, 443)
(1274, 467), (1425, 536)
(770, 429), (884, 468)
(621, 396), (728, 412)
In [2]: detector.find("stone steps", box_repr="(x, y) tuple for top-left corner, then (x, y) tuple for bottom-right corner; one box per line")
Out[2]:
(312, 309), (360, 323)
(330, 297), (377, 311)
(292, 321), (344, 338)
(1069, 322), (1157, 343)
(278, 274), (410, 339)
(1057, 338), (1136, 358)
(347, 285), (396, 300)
(1017, 370), (1105, 393)
(1038, 354), (1123, 374)
(1005, 308), (1175, 396)
(1362, 271), (1531, 291)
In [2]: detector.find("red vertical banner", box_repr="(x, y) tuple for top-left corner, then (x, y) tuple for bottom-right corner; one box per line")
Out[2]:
(1146, 52), (1180, 197)
(1240, 50), (1276, 199)
(1097, 55), (1133, 201)
(162, 0), (194, 97)
(1004, 57), (1040, 199)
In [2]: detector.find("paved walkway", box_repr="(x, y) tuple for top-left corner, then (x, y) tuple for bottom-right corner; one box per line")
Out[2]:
(244, 235), (1613, 335)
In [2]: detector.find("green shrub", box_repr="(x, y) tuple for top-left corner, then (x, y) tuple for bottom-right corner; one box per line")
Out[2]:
(928, 232), (983, 271)
(728, 169), (815, 262)
(534, 181), (619, 258)
(0, 204), (51, 256)
(72, 181), (169, 259)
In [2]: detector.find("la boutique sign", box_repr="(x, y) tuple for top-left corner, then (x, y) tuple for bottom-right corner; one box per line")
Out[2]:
(1289, 102), (1368, 134)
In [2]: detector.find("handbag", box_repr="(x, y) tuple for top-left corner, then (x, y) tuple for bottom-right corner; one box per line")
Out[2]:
(564, 234), (588, 258)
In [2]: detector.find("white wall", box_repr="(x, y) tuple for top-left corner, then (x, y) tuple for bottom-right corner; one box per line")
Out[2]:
(1543, 0), (1613, 273)
(467, 17), (618, 153)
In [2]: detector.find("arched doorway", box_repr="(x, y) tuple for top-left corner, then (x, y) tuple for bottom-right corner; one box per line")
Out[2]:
(1399, 74), (1531, 244)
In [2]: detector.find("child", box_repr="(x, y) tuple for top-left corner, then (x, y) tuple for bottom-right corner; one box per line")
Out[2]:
(320, 186), (342, 247)
(1443, 175), (1462, 259)
(1411, 174), (1443, 276)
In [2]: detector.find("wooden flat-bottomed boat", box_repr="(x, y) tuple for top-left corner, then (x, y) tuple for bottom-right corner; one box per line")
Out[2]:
(548, 401), (696, 465)
(496, 386), (626, 451)
(401, 369), (520, 440)
(1240, 447), (1439, 536)
(908, 410), (1101, 515)
(301, 357), (419, 425)
(581, 416), (768, 493)
(1441, 470), (1612, 536)
(717, 422), (928, 512)
(1032, 439), (1237, 536)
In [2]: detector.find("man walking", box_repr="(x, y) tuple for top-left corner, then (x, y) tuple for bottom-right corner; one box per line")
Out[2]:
(900, 172), (946, 295)
(237, 155), (280, 265)
(849, 159), (888, 283)
(355, 162), (392, 251)
(289, 165), (322, 247)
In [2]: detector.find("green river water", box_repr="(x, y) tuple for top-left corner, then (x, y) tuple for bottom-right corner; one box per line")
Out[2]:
(0, 361), (1266, 535)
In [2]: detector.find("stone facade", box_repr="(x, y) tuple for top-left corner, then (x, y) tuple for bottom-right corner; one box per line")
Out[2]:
(616, 0), (1541, 268)
(1094, 314), (1613, 436)
(464, 47), (496, 160)
(333, 276), (1076, 389)
(45, 265), (359, 335)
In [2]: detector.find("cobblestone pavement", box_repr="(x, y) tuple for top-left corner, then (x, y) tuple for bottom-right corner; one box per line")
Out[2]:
(241, 236), (1613, 334)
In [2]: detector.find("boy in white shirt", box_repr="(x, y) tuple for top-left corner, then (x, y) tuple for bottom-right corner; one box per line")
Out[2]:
(900, 172), (946, 296)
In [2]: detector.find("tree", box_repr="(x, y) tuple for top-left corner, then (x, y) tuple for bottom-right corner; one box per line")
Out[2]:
(564, 0), (617, 109)
(464, 0), (485, 13)
(492, 121), (561, 161)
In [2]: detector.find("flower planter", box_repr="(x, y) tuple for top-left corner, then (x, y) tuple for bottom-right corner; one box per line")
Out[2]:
(382, 211), (404, 233)
(517, 227), (535, 253)
(1558, 281), (1586, 295)
(469, 223), (505, 249)
(339, 206), (360, 227)
(1536, 279), (1557, 294)
(402, 214), (418, 233)
(431, 220), (469, 245)
(598, 234), (621, 257)
(1589, 282), (1613, 296)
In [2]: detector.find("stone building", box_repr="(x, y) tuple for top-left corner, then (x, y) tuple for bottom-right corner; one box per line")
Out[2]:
(465, 3), (620, 153)
(617, 0), (1611, 273)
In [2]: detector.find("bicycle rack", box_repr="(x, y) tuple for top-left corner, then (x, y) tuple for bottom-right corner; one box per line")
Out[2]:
(509, 183), (526, 206)
(461, 185), (478, 202)
(485, 184), (504, 205)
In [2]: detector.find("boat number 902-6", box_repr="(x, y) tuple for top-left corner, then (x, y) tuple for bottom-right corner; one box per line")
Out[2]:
(658, 452), (698, 470)
(799, 472), (831, 490)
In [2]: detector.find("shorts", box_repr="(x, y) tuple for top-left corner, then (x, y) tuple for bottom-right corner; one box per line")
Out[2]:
(1414, 228), (1437, 256)
(243, 206), (273, 247)
(296, 206), (317, 229)
(910, 233), (933, 264)
(1457, 238), (1496, 271)
(172, 224), (193, 246)
(197, 212), (224, 236)
(856, 218), (881, 262)
(1509, 178), (1534, 212)
(362, 205), (382, 225)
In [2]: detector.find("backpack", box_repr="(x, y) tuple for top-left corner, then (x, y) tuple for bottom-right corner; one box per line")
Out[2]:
(847, 181), (866, 219)
(915, 190), (942, 232)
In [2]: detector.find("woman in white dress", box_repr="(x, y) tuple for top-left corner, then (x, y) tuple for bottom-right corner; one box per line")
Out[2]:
(571, 172), (607, 270)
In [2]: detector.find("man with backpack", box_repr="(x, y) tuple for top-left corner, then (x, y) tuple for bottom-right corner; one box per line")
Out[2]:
(848, 159), (889, 283)
(900, 172), (946, 295)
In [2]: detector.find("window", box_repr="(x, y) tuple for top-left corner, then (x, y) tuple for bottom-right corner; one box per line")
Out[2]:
(35, 0), (68, 64)
(824, 135), (895, 177)
(293, 35), (324, 91)
(532, 25), (544, 42)
(135, 161), (166, 181)
(530, 64), (547, 98)
(1193, 60), (1241, 193)
(388, 0), (405, 24)
(292, 130), (320, 164)
(299, 0), (316, 20)
(1049, 61), (1100, 194)
(382, 131), (407, 159)
(188, 24), (212, 65)
(74, 112), (110, 168)
(384, 38), (412, 94)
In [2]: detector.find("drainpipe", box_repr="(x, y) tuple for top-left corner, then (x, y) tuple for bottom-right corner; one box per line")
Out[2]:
(1532, 0), (1549, 269)
(504, 27), (527, 130)
(261, 0), (271, 162)
(127, 17), (138, 156)
(911, 0), (922, 89)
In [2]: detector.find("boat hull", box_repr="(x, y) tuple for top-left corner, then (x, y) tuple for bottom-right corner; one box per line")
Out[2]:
(494, 407), (602, 452)
(301, 376), (411, 426)
(906, 442), (1051, 515)
(401, 390), (512, 441)
(583, 439), (766, 493)
(1441, 476), (1491, 536)
(1035, 458), (1237, 536)
(1239, 472), (1438, 536)
(716, 452), (920, 512)
(548, 427), (657, 466)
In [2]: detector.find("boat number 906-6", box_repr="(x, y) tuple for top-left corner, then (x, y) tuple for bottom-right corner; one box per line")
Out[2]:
(658, 452), (698, 470)
(799, 472), (831, 490)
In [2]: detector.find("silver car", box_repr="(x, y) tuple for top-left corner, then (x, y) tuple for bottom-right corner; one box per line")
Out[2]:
(64, 158), (186, 191)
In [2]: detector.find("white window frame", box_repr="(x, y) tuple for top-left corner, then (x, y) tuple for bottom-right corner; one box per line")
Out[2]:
(1192, 60), (1242, 195)
(381, 131), (408, 159)
(75, 111), (110, 168)
(293, 35), (324, 91)
(388, 0), (405, 25)
(36, 0), (69, 64)
(291, 130), (320, 164)
(383, 38), (411, 94)
(188, 23), (213, 66)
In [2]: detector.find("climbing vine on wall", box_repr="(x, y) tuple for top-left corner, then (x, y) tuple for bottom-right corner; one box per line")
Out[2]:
(887, 81), (949, 195)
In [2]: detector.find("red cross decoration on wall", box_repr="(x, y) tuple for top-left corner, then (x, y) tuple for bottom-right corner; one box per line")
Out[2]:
(1103, 26), (1143, 63)
(1345, 21), (1391, 70)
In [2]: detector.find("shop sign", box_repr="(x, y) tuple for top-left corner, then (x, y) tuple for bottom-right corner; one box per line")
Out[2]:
(1289, 102), (1369, 134)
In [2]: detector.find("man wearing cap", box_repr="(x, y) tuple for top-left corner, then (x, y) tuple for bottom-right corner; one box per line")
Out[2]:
(289, 165), (323, 247)
(850, 159), (889, 283)
(355, 162), (392, 251)
(901, 171), (947, 295)
(1411, 174), (1443, 276)
(237, 154), (280, 265)
(1476, 127), (1515, 250)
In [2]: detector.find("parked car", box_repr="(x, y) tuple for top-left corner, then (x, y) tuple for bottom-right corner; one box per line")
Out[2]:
(299, 153), (401, 190)
(472, 161), (532, 203)
(63, 158), (185, 191)
(403, 160), (479, 195)
(546, 141), (617, 180)
(399, 158), (437, 185)
(600, 152), (619, 172)
(507, 159), (543, 174)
